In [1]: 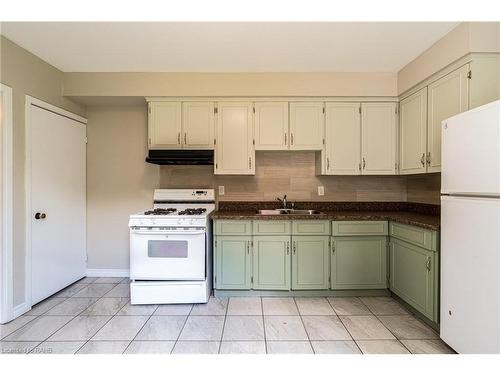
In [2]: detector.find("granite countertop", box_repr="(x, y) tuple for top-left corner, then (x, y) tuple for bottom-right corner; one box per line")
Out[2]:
(209, 202), (440, 230)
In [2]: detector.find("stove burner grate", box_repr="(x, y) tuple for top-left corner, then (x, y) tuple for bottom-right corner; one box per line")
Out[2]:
(144, 208), (177, 215)
(178, 208), (207, 216)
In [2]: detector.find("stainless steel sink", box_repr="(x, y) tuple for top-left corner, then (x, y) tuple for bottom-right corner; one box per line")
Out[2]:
(256, 209), (323, 215)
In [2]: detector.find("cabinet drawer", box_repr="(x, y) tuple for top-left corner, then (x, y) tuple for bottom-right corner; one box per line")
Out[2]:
(332, 221), (388, 236)
(252, 220), (292, 235)
(214, 220), (252, 235)
(292, 220), (331, 235)
(389, 222), (438, 251)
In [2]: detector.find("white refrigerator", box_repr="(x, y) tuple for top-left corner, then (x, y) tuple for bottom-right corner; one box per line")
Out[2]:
(440, 100), (500, 353)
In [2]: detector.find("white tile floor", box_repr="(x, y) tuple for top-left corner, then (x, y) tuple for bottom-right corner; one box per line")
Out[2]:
(0, 277), (455, 354)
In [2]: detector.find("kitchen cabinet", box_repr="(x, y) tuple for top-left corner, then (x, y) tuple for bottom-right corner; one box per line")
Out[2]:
(427, 65), (469, 172)
(389, 238), (438, 322)
(361, 103), (398, 175)
(253, 236), (291, 290)
(291, 236), (330, 290)
(215, 102), (255, 175)
(214, 236), (252, 290)
(469, 55), (500, 109)
(148, 102), (182, 149)
(324, 103), (361, 175)
(399, 88), (428, 175)
(331, 236), (388, 290)
(289, 102), (325, 150)
(254, 102), (289, 150)
(182, 102), (215, 149)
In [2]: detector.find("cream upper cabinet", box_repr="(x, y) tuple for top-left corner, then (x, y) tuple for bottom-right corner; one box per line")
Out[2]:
(182, 102), (215, 149)
(469, 55), (500, 109)
(289, 102), (325, 150)
(427, 64), (469, 173)
(399, 88), (428, 175)
(324, 103), (361, 175)
(361, 103), (398, 175)
(254, 102), (289, 150)
(148, 102), (182, 149)
(215, 102), (254, 175)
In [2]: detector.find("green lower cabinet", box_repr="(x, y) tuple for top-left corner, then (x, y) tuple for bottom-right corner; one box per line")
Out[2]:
(331, 236), (388, 290)
(291, 236), (330, 290)
(389, 238), (438, 322)
(253, 236), (291, 290)
(214, 236), (252, 290)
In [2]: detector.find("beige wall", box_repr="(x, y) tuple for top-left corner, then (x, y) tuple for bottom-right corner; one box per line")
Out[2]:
(160, 151), (407, 202)
(406, 173), (441, 205)
(63, 72), (398, 98)
(0, 36), (86, 306)
(86, 106), (158, 270)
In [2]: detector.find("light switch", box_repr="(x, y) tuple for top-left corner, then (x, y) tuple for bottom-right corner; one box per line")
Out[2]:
(218, 186), (225, 195)
(318, 186), (325, 196)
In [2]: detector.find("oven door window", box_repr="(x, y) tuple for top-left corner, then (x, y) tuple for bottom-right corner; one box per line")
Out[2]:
(148, 240), (188, 258)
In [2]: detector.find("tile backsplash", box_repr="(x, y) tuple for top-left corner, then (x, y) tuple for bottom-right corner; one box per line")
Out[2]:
(406, 173), (441, 205)
(160, 151), (410, 202)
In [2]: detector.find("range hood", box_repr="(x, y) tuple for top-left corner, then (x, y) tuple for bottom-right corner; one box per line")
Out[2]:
(145, 150), (214, 165)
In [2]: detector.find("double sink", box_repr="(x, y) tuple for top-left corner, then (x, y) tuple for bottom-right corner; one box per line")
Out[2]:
(256, 209), (323, 215)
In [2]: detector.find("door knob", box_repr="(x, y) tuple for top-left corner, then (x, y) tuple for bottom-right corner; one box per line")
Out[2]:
(35, 212), (46, 220)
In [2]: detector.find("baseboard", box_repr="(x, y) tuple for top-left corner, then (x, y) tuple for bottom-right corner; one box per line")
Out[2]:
(12, 302), (30, 319)
(86, 268), (130, 278)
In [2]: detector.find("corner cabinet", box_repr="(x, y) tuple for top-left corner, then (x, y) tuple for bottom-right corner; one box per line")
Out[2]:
(214, 102), (255, 175)
(148, 102), (182, 149)
(289, 102), (325, 150)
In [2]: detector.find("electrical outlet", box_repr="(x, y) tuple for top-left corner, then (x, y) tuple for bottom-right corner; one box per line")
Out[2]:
(318, 186), (325, 196)
(218, 186), (225, 196)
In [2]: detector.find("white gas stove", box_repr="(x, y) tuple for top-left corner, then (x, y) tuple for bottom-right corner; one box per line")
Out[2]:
(129, 189), (215, 305)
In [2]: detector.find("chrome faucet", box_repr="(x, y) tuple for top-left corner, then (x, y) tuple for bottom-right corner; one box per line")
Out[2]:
(276, 195), (288, 209)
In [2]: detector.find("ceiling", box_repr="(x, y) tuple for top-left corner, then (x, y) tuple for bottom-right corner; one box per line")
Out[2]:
(0, 22), (459, 73)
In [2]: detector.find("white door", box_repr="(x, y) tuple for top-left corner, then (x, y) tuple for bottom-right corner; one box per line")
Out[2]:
(30, 104), (87, 304)
(399, 88), (428, 175)
(215, 102), (254, 175)
(182, 102), (215, 149)
(441, 100), (500, 196)
(440, 195), (500, 353)
(427, 64), (469, 173)
(361, 102), (397, 175)
(254, 102), (289, 150)
(324, 102), (361, 175)
(148, 102), (182, 149)
(289, 102), (324, 150)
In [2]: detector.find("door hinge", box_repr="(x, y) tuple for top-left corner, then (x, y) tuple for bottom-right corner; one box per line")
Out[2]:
(467, 70), (472, 79)
(251, 276), (254, 284)
(253, 106), (255, 114)
(359, 106), (362, 114)
(214, 107), (218, 114)
(148, 106), (151, 114)
(214, 240), (217, 248)
(328, 276), (331, 283)
(214, 138), (216, 145)
(395, 105), (398, 114)
(322, 107), (325, 114)
(322, 138), (325, 145)
(214, 275), (217, 285)
(215, 163), (218, 169)
(358, 162), (361, 171)
(253, 139), (255, 145)
(85, 137), (88, 144)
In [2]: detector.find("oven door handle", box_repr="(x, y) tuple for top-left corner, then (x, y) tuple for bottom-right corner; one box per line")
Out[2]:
(131, 229), (206, 235)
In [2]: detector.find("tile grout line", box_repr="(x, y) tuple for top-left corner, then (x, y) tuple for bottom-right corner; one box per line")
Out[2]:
(292, 297), (315, 354)
(261, 297), (267, 354)
(218, 297), (229, 354)
(170, 304), (193, 354)
(326, 297), (364, 354)
(121, 303), (161, 354)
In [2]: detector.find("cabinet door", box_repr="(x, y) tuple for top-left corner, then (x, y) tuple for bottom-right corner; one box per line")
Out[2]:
(470, 55), (500, 109)
(182, 102), (215, 149)
(331, 236), (387, 290)
(215, 102), (254, 175)
(148, 102), (182, 149)
(289, 102), (324, 150)
(390, 238), (437, 321)
(399, 88), (427, 174)
(324, 103), (361, 175)
(253, 236), (291, 290)
(254, 102), (289, 150)
(361, 103), (397, 175)
(427, 65), (469, 173)
(291, 236), (330, 290)
(214, 236), (252, 290)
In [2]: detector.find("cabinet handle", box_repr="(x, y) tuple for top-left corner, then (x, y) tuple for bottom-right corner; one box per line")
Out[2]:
(362, 157), (366, 170)
(327, 157), (330, 170)
(284, 133), (287, 145)
(249, 157), (252, 169)
(178, 133), (181, 145)
(293, 241), (296, 255)
(184, 133), (187, 144)
(420, 153), (425, 167)
(331, 240), (335, 254)
(426, 152), (431, 166)
(291, 133), (294, 145)
(286, 241), (290, 255)
(425, 257), (431, 271)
